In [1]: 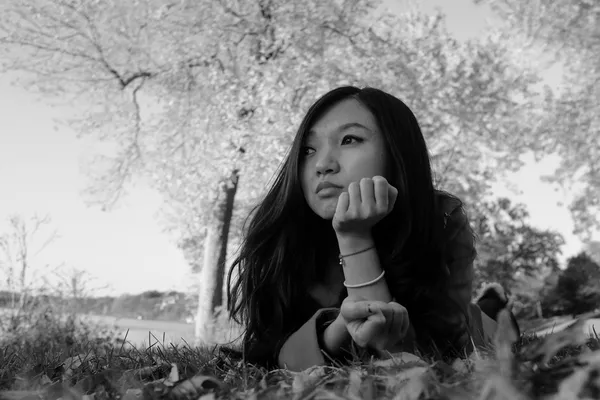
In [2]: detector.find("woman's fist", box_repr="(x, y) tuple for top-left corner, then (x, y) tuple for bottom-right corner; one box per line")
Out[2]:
(333, 176), (398, 236)
(340, 296), (409, 351)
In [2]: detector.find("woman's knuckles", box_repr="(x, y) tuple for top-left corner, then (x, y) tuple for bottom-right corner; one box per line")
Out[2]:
(375, 204), (388, 215)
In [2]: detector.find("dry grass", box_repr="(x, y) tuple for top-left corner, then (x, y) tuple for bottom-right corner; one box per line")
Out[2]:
(1, 310), (600, 400)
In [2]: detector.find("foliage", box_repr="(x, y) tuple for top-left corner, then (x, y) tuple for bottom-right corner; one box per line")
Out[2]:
(542, 252), (600, 317)
(476, 0), (600, 239)
(0, 0), (552, 267)
(584, 241), (600, 265)
(472, 197), (564, 290)
(510, 270), (558, 320)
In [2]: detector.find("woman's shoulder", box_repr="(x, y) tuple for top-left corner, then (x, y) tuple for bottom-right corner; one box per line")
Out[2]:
(434, 190), (468, 233)
(434, 190), (476, 262)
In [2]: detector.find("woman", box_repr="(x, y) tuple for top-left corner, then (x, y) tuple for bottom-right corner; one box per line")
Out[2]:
(227, 86), (500, 371)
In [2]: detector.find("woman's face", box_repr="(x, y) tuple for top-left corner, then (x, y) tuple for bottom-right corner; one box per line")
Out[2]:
(300, 98), (389, 220)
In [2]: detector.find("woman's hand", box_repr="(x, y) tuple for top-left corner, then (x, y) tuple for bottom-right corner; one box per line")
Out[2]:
(340, 296), (410, 351)
(333, 176), (398, 236)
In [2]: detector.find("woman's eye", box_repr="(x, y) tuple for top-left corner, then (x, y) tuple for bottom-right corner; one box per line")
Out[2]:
(342, 135), (362, 145)
(301, 146), (315, 156)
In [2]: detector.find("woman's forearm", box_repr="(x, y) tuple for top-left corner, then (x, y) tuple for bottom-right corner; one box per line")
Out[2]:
(336, 233), (392, 302)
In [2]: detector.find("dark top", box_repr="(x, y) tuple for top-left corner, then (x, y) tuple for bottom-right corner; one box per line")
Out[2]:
(244, 192), (490, 371)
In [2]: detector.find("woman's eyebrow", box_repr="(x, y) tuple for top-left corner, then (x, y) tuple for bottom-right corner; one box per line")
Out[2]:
(306, 122), (373, 141)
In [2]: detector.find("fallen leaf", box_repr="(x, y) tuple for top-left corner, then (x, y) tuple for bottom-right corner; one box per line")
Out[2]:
(0, 391), (43, 400)
(478, 376), (528, 400)
(373, 352), (428, 368)
(291, 373), (307, 396)
(451, 358), (470, 374)
(395, 366), (429, 383)
(169, 375), (223, 400)
(120, 365), (170, 385)
(305, 365), (328, 379)
(62, 355), (86, 379)
(549, 350), (600, 400)
(121, 388), (143, 400)
(392, 367), (431, 400)
(346, 369), (362, 399)
(40, 375), (52, 386)
(165, 364), (179, 386)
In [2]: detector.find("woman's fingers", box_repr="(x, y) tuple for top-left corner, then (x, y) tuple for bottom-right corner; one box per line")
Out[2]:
(341, 299), (385, 320)
(335, 191), (350, 215)
(343, 300), (411, 350)
(351, 309), (386, 348)
(386, 302), (410, 338)
(348, 181), (361, 212)
(387, 184), (399, 209)
(373, 176), (388, 211)
(359, 177), (375, 210)
(331, 175), (398, 234)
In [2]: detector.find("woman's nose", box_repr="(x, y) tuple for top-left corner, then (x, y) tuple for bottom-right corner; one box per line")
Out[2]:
(315, 148), (340, 176)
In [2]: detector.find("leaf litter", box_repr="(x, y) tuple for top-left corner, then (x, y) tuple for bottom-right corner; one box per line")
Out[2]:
(3, 315), (600, 400)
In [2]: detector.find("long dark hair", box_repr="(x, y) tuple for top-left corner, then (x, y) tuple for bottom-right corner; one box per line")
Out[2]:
(228, 86), (468, 360)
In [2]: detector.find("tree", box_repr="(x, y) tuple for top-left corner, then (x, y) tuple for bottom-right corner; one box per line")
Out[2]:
(543, 252), (600, 316)
(475, 0), (600, 239)
(471, 197), (565, 318)
(0, 215), (60, 309)
(0, 0), (554, 342)
(473, 197), (564, 286)
(45, 265), (109, 312)
(584, 241), (600, 265)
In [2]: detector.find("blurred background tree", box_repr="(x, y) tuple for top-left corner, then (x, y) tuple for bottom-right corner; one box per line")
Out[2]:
(476, 0), (600, 239)
(541, 252), (600, 317)
(471, 197), (565, 319)
(0, 214), (60, 310)
(473, 198), (564, 287)
(584, 241), (600, 265)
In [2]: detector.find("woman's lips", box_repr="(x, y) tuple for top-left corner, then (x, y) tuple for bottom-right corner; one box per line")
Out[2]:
(316, 187), (342, 197)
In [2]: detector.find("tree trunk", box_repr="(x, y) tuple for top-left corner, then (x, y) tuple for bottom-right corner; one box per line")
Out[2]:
(195, 169), (239, 344)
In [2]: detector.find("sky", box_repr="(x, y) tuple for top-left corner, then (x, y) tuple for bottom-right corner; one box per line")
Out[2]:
(0, 0), (593, 296)
(0, 78), (190, 295)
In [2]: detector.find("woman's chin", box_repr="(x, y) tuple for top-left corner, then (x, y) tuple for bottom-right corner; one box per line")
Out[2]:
(307, 198), (338, 220)
(317, 207), (336, 220)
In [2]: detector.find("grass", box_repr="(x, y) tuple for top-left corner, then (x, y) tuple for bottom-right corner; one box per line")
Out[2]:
(1, 309), (600, 400)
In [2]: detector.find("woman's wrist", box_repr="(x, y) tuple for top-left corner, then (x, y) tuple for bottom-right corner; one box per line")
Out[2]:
(336, 232), (374, 254)
(336, 232), (392, 302)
